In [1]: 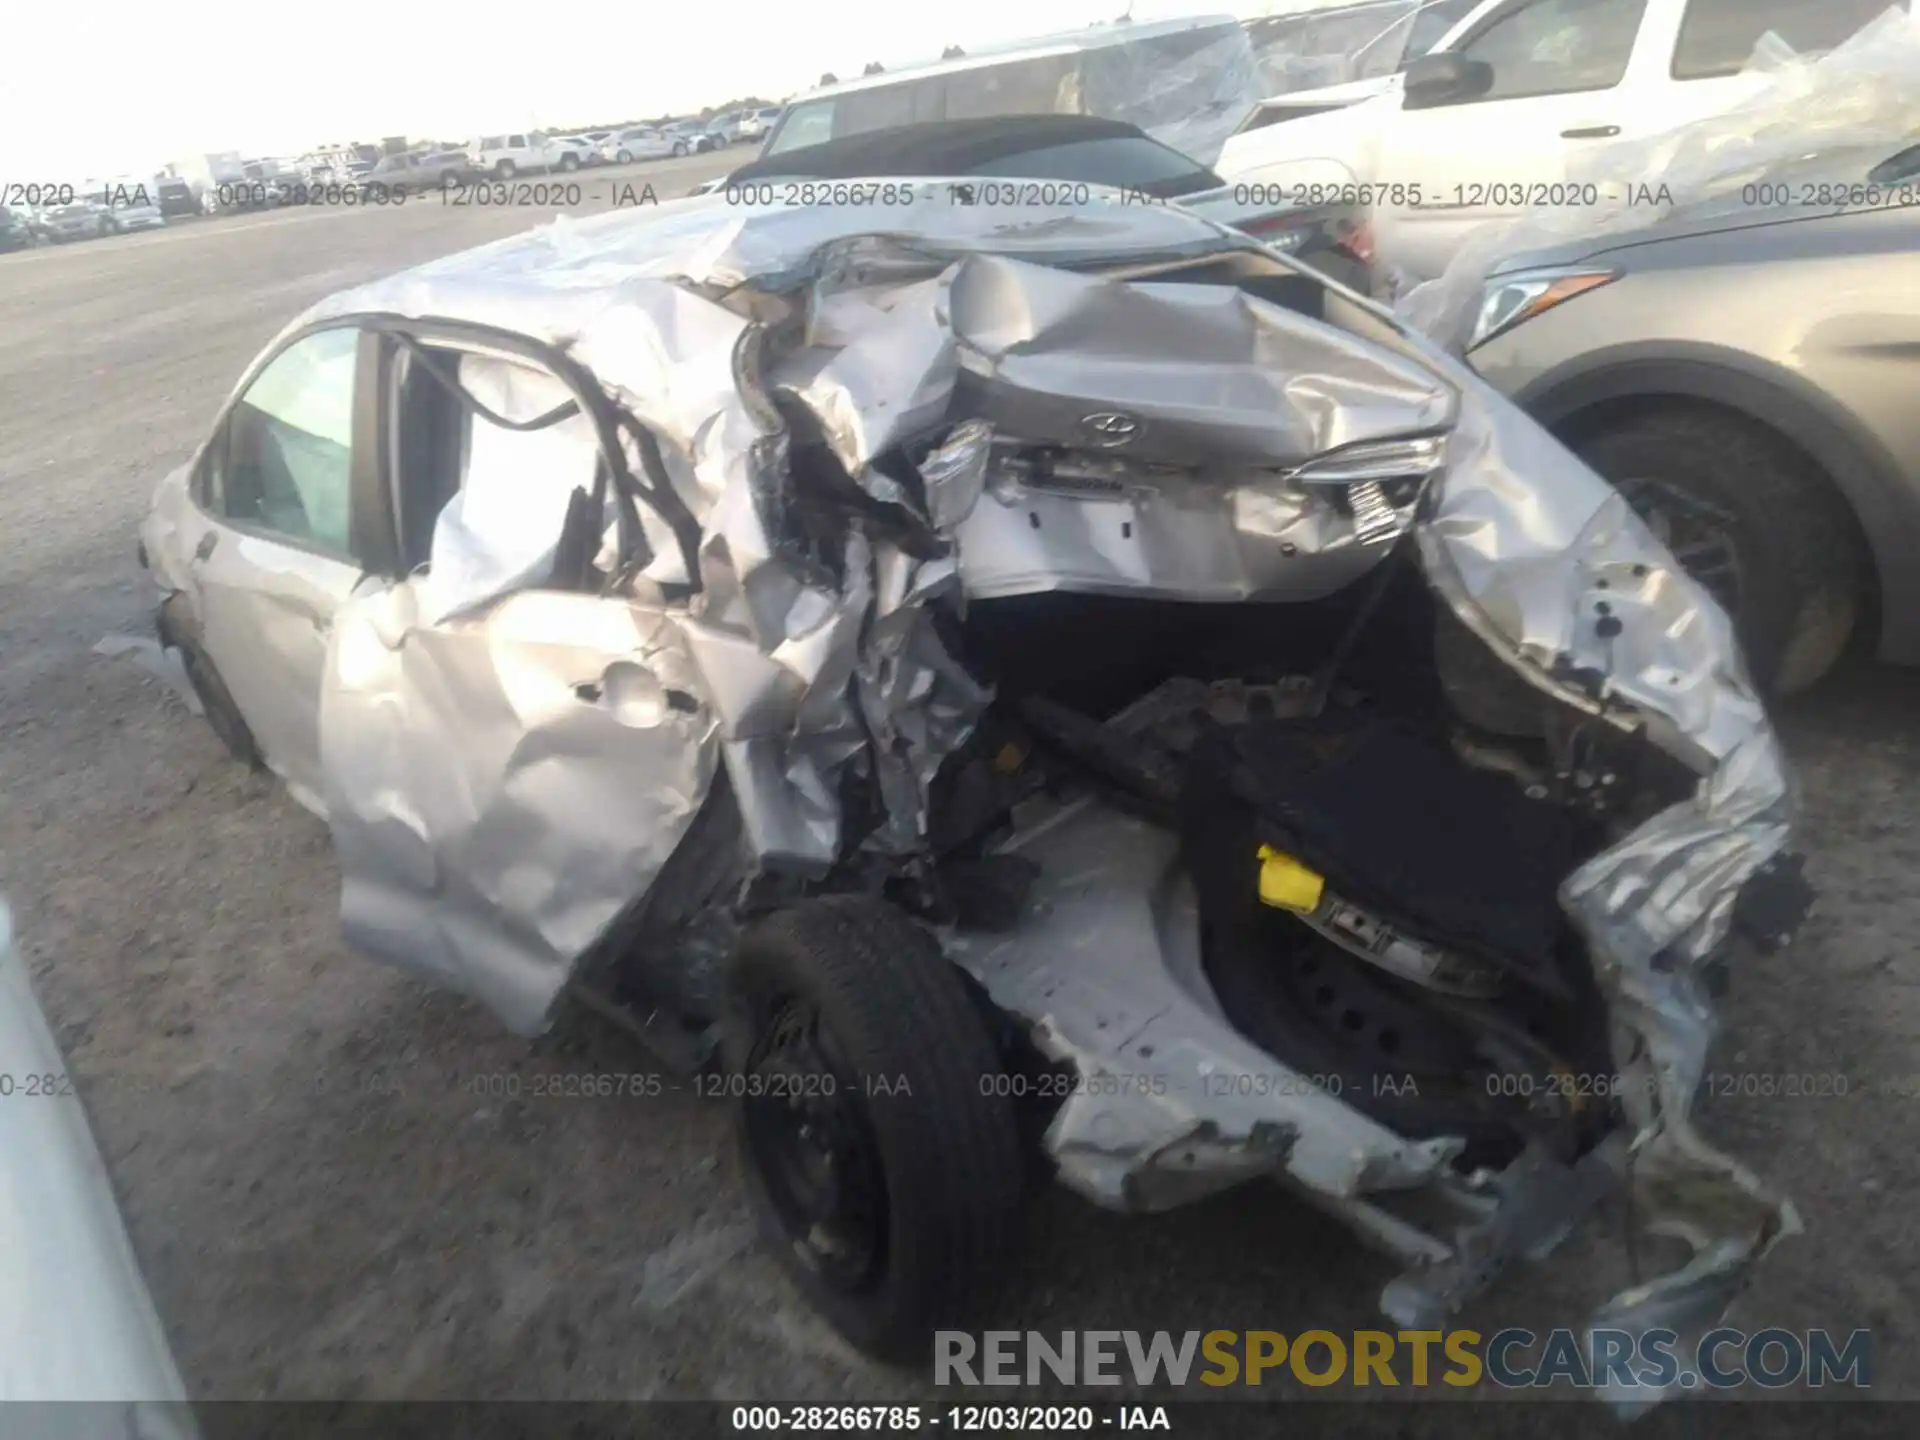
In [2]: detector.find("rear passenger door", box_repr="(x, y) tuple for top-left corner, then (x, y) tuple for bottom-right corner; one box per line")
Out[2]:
(187, 325), (379, 812)
(313, 335), (719, 1032)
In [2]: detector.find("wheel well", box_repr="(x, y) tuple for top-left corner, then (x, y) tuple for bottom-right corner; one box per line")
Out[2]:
(1549, 391), (1882, 657)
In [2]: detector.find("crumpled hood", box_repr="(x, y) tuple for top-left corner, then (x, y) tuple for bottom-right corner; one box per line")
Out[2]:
(147, 191), (1797, 1409)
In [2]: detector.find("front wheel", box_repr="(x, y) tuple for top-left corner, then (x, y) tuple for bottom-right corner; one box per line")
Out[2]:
(725, 898), (1025, 1359)
(556, 153), (579, 172)
(616, 148), (633, 164)
(672, 141), (688, 157)
(493, 160), (517, 180)
(1571, 405), (1867, 696)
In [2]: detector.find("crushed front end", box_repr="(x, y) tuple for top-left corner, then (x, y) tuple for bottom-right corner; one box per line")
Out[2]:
(149, 192), (1812, 1406)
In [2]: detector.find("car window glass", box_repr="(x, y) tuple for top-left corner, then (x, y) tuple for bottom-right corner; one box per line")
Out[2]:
(1457, 0), (1648, 101)
(509, 134), (527, 148)
(1407, 0), (1480, 60)
(836, 81), (935, 137)
(1672, 0), (1892, 80)
(967, 137), (1215, 194)
(215, 328), (358, 553)
(945, 56), (1079, 120)
(768, 100), (836, 152)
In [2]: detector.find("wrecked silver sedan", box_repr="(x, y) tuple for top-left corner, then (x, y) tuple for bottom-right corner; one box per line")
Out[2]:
(138, 190), (1811, 1403)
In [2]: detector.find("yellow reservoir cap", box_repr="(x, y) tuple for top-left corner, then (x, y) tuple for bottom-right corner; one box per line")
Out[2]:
(1257, 845), (1325, 914)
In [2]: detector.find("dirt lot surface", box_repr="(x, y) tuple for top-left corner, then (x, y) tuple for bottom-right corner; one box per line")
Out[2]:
(2, 144), (1918, 1408)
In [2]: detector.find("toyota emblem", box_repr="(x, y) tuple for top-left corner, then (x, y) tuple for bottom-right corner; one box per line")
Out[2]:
(1078, 411), (1142, 448)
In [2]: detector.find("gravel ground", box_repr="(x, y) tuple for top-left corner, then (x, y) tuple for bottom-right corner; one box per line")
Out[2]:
(2, 152), (1917, 1408)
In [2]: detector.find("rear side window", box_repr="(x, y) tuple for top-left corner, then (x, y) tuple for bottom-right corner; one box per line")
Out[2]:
(1672, 0), (1894, 80)
(508, 134), (527, 148)
(767, 101), (835, 153)
(941, 55), (1079, 120)
(837, 76), (949, 135)
(967, 136), (1218, 196)
(213, 328), (359, 554)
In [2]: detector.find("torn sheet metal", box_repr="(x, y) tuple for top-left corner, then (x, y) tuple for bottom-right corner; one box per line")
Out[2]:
(318, 585), (719, 1034)
(1400, 8), (1920, 351)
(1412, 365), (1797, 1402)
(141, 176), (1805, 1401)
(949, 797), (1465, 1211)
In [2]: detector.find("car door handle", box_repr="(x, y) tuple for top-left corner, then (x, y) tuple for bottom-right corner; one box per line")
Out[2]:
(194, 531), (219, 562)
(1561, 124), (1621, 139)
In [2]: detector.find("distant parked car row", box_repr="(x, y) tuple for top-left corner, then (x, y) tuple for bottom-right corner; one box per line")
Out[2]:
(3, 183), (175, 248)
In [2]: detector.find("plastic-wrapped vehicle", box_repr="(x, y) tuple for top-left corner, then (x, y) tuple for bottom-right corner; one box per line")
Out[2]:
(137, 185), (1811, 1408)
(0, 902), (199, 1435)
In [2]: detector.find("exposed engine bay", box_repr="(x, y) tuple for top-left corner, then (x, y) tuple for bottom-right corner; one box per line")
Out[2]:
(139, 192), (1815, 1409)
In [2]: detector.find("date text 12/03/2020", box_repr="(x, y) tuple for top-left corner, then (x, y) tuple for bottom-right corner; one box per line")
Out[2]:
(729, 1405), (1173, 1431)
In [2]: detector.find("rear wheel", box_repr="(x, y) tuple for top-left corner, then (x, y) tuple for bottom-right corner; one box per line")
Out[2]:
(556, 152), (579, 172)
(725, 897), (1025, 1359)
(159, 597), (261, 768)
(493, 159), (517, 180)
(1570, 404), (1867, 695)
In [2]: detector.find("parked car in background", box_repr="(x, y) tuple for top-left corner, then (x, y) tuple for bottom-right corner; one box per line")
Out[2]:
(717, 114), (1378, 292)
(599, 125), (675, 164)
(40, 199), (114, 242)
(760, 15), (1257, 164)
(1216, 0), (1908, 282)
(361, 149), (476, 189)
(468, 133), (560, 178)
(103, 195), (167, 234)
(1467, 137), (1920, 697)
(152, 177), (200, 218)
(708, 109), (746, 144)
(734, 107), (784, 144)
(1236, 0), (1480, 134)
(0, 901), (199, 1429)
(0, 205), (36, 251)
(546, 135), (595, 171)
(664, 121), (723, 155)
(553, 134), (604, 166)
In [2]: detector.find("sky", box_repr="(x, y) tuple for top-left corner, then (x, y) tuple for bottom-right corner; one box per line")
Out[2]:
(0, 0), (1305, 181)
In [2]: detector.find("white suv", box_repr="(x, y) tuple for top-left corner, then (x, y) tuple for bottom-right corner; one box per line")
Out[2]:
(734, 107), (784, 144)
(1217, 0), (1906, 281)
(468, 132), (560, 179)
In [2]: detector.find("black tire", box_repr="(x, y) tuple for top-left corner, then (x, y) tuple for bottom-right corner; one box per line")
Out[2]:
(724, 897), (1025, 1359)
(616, 148), (633, 164)
(1571, 404), (1866, 696)
(494, 160), (516, 180)
(672, 141), (688, 157)
(159, 597), (262, 768)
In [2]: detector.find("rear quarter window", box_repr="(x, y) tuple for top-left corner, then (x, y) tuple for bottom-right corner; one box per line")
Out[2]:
(1673, 0), (1895, 80)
